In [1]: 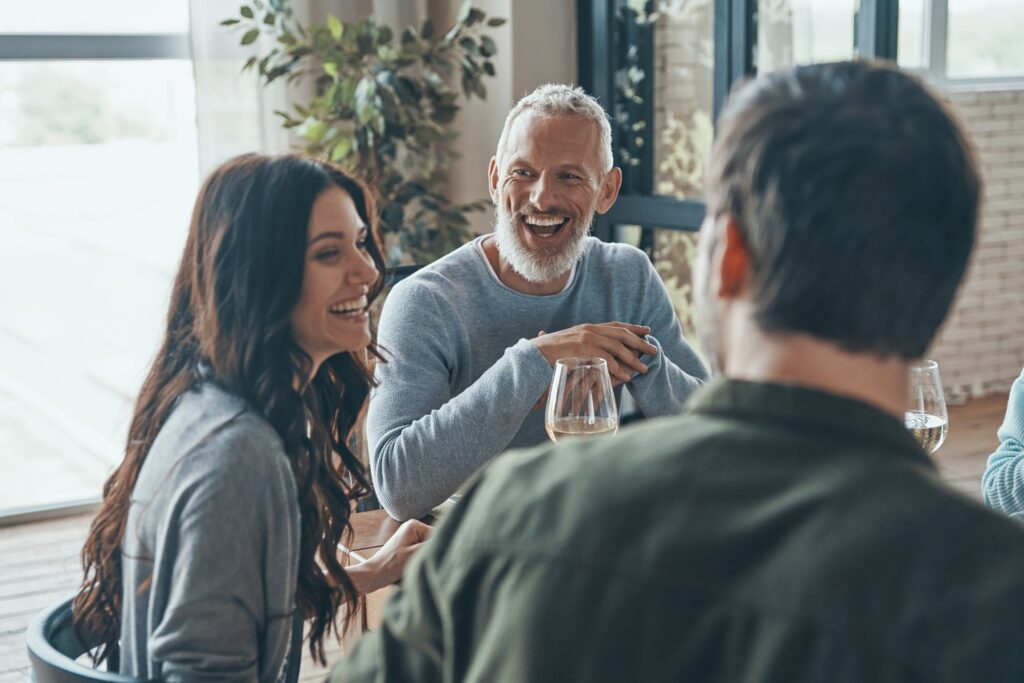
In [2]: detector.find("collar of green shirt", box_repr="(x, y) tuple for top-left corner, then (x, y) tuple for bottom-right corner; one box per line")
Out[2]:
(688, 377), (934, 470)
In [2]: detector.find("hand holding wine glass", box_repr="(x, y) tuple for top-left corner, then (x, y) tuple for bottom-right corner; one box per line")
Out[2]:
(545, 357), (619, 443)
(905, 360), (948, 454)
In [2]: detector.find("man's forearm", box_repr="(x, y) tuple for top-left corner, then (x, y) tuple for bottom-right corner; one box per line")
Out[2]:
(369, 340), (552, 520)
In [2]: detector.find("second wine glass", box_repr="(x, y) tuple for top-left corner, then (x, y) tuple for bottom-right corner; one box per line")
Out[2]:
(905, 359), (948, 454)
(545, 357), (619, 443)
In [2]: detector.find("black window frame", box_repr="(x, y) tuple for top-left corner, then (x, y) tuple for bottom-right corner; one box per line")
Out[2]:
(577, 0), (900, 243)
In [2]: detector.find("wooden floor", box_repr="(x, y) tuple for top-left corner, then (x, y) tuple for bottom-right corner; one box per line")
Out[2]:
(0, 394), (1010, 681)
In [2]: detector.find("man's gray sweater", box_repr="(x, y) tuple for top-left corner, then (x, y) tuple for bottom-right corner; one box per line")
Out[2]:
(367, 236), (708, 520)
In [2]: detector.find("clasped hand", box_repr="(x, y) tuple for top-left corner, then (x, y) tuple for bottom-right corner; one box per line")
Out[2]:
(531, 322), (657, 409)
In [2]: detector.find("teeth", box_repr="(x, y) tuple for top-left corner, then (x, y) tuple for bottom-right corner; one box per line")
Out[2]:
(329, 295), (367, 314)
(523, 215), (565, 227)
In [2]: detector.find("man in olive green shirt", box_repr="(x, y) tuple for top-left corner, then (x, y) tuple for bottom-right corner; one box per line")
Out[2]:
(331, 62), (1024, 681)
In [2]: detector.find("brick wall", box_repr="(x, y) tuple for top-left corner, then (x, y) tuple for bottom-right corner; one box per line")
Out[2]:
(642, 8), (1024, 398)
(930, 88), (1024, 400)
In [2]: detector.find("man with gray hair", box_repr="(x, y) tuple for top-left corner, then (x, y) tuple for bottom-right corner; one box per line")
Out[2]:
(367, 83), (708, 520)
(335, 61), (1024, 683)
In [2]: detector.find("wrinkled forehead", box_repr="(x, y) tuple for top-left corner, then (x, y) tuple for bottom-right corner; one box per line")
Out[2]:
(500, 111), (605, 173)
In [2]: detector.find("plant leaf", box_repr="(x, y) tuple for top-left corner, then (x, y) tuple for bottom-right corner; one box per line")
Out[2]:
(331, 136), (353, 161)
(240, 5), (254, 19)
(487, 17), (507, 27)
(241, 28), (260, 45)
(297, 117), (327, 142)
(263, 12), (276, 25)
(420, 18), (434, 39)
(323, 62), (338, 79)
(327, 14), (344, 41)
(355, 76), (378, 124)
(480, 35), (496, 57)
(220, 18), (240, 26)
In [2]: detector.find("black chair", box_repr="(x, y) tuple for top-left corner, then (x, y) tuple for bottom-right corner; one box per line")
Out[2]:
(384, 264), (423, 288)
(26, 596), (146, 682)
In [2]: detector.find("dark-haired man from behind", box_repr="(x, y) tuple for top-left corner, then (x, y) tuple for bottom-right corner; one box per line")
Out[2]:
(331, 61), (1024, 682)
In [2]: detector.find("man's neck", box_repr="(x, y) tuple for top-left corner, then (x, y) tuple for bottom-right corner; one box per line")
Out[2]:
(480, 235), (573, 296)
(721, 303), (909, 419)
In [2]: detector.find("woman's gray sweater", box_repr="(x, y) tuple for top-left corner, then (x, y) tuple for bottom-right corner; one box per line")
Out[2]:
(119, 382), (301, 682)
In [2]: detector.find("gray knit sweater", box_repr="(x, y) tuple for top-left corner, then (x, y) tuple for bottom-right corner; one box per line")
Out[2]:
(119, 382), (301, 682)
(367, 235), (708, 520)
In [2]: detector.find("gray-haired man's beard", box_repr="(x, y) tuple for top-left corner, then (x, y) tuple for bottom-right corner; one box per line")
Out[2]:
(493, 205), (592, 284)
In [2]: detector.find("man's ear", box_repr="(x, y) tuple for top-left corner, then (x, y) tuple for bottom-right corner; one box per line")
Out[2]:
(595, 167), (623, 214)
(719, 215), (750, 298)
(487, 156), (500, 204)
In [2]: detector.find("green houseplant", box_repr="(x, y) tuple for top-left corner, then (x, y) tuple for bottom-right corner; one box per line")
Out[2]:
(223, 1), (505, 264)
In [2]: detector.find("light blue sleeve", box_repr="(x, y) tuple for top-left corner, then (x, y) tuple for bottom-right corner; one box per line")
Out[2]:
(367, 280), (553, 521)
(982, 369), (1024, 521)
(626, 256), (709, 418)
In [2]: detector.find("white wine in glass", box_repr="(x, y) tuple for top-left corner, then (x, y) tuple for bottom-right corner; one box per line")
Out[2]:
(545, 357), (619, 443)
(905, 360), (948, 454)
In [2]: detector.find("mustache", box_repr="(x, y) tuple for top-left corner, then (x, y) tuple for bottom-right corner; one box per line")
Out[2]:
(517, 208), (575, 220)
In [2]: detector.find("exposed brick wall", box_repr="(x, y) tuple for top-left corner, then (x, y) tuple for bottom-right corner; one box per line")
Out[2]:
(638, 8), (1024, 398)
(930, 87), (1024, 400)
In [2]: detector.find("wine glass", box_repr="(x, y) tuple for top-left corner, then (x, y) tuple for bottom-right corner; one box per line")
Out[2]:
(905, 359), (948, 454)
(545, 357), (619, 443)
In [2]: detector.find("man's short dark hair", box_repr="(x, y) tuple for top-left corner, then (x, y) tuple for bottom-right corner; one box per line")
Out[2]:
(708, 60), (980, 359)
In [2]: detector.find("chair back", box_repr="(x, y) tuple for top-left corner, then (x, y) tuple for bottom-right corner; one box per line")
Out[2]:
(384, 264), (423, 288)
(26, 596), (147, 682)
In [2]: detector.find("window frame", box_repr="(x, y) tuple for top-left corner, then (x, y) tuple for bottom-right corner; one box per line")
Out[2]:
(0, 29), (190, 524)
(902, 0), (1024, 88)
(578, 0), (900, 243)
(0, 33), (190, 60)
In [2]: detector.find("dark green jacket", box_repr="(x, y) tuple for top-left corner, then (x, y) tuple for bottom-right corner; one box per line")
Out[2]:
(332, 379), (1024, 682)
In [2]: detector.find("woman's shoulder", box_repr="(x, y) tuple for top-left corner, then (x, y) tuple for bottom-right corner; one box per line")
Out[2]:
(136, 383), (292, 501)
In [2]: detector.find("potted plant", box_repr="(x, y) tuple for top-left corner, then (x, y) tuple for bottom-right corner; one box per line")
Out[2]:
(223, 0), (505, 265)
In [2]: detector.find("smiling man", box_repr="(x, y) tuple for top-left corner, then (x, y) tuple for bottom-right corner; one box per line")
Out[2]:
(334, 62), (1024, 683)
(367, 84), (707, 520)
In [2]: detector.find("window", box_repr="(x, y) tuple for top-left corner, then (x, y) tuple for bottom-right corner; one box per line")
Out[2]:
(0, 4), (198, 520)
(899, 0), (1024, 82)
(578, 0), (894, 329)
(758, 0), (858, 74)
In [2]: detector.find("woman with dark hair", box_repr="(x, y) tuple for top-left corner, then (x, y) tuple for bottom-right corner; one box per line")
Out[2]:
(72, 153), (429, 682)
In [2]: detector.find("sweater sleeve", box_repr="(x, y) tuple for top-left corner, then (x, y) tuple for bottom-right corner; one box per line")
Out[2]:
(982, 369), (1024, 521)
(367, 280), (553, 521)
(626, 256), (709, 418)
(148, 417), (300, 683)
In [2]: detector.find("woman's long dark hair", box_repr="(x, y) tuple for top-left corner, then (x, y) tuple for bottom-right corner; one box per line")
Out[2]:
(72, 153), (386, 665)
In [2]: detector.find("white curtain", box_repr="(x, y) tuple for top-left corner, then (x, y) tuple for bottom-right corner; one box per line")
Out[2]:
(188, 0), (293, 176)
(188, 0), (441, 178)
